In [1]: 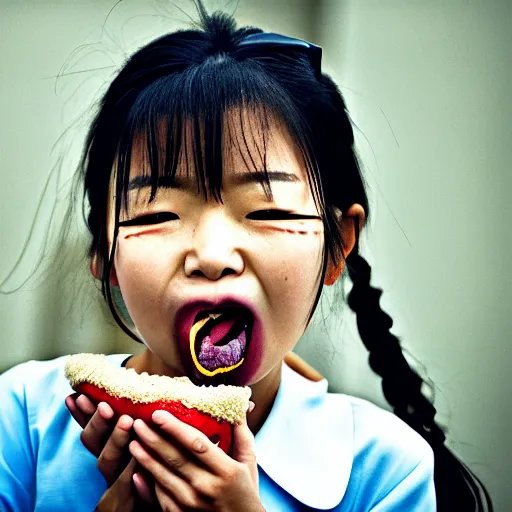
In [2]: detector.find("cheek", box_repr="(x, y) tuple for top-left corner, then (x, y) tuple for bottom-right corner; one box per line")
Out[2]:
(116, 234), (176, 273)
(259, 227), (324, 310)
(257, 225), (323, 276)
(113, 237), (176, 308)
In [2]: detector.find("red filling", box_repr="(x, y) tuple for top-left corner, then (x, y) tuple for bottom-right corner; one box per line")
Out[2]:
(75, 382), (233, 454)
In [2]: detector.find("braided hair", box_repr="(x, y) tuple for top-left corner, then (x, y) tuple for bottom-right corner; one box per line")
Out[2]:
(346, 218), (493, 510)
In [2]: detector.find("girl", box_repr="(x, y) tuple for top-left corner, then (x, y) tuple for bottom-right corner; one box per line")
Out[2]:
(0, 2), (493, 511)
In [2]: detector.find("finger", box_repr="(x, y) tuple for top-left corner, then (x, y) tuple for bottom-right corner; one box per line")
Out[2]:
(65, 394), (88, 429)
(95, 458), (138, 512)
(154, 481), (184, 512)
(133, 418), (213, 483)
(80, 402), (116, 457)
(118, 456), (138, 487)
(97, 414), (134, 486)
(231, 403), (258, 466)
(76, 393), (96, 415)
(129, 439), (213, 510)
(133, 470), (156, 504)
(150, 411), (230, 475)
(133, 420), (206, 481)
(97, 401), (115, 420)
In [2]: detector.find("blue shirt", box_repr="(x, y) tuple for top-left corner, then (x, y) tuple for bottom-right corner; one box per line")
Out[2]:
(0, 354), (436, 511)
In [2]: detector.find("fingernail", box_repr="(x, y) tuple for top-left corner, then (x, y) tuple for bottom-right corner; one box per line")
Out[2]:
(98, 402), (114, 419)
(152, 410), (171, 424)
(118, 415), (134, 430)
(76, 395), (95, 415)
(248, 401), (256, 415)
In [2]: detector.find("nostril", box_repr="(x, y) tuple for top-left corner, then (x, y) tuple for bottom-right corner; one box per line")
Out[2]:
(191, 268), (236, 278)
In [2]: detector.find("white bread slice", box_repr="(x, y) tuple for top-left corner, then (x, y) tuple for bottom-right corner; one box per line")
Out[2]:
(64, 353), (252, 424)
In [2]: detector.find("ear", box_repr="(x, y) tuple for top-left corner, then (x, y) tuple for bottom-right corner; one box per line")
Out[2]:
(324, 204), (365, 286)
(90, 251), (119, 286)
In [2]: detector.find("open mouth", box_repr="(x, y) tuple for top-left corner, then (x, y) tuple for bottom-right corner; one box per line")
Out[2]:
(190, 307), (254, 378)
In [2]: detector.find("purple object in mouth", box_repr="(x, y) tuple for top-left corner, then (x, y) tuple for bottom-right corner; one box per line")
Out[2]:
(197, 330), (247, 371)
(174, 296), (264, 386)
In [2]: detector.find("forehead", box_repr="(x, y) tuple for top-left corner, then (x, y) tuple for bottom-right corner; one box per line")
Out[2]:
(126, 107), (309, 185)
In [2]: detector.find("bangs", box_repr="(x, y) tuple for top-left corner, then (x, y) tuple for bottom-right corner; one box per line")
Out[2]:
(112, 56), (325, 217)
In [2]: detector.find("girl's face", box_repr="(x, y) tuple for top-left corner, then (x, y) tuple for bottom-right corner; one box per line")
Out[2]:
(108, 113), (326, 386)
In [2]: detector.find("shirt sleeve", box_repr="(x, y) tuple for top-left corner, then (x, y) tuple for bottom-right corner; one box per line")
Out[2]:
(369, 445), (437, 512)
(0, 362), (37, 512)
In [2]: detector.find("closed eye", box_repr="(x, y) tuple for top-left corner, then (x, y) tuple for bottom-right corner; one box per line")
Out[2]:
(247, 209), (322, 220)
(118, 212), (178, 226)
(118, 210), (322, 226)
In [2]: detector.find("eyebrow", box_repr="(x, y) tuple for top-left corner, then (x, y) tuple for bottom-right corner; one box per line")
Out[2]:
(127, 171), (300, 191)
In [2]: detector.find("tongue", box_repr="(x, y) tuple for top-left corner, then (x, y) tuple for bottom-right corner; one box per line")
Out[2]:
(209, 318), (237, 345)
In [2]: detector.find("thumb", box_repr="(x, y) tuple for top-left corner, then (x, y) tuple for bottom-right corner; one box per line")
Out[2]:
(231, 401), (257, 465)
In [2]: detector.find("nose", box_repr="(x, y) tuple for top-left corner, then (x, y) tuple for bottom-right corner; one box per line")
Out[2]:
(184, 208), (245, 281)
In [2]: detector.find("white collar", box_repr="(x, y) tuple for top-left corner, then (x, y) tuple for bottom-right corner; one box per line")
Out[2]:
(255, 361), (354, 509)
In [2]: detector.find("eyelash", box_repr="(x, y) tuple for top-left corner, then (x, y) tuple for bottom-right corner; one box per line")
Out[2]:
(119, 212), (178, 226)
(248, 210), (306, 220)
(118, 210), (319, 227)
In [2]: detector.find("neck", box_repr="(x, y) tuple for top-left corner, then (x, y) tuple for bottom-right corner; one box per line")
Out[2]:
(125, 349), (282, 437)
(246, 362), (281, 435)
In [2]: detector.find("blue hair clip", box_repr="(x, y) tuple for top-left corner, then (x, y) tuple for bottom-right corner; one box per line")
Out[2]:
(238, 32), (322, 76)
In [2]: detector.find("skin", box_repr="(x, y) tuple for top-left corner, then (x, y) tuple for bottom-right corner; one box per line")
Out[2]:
(77, 110), (365, 509)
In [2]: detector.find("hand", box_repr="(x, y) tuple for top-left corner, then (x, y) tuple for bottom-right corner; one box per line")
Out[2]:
(94, 457), (138, 511)
(129, 405), (264, 512)
(65, 393), (156, 504)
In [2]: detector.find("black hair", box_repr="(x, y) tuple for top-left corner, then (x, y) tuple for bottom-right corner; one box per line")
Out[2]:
(77, 2), (492, 510)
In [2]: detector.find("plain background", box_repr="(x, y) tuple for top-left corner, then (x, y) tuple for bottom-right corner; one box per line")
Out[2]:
(1, 0), (510, 509)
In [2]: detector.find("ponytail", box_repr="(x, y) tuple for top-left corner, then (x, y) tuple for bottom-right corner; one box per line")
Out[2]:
(345, 218), (493, 511)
